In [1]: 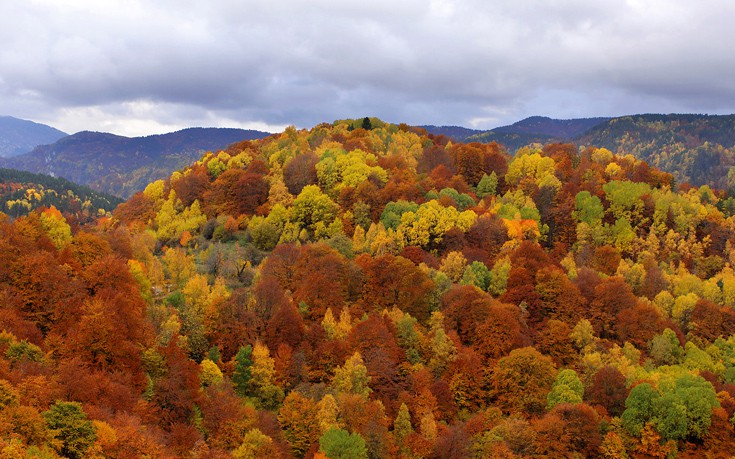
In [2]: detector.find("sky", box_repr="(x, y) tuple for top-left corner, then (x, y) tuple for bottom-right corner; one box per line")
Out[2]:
(1, 0), (735, 137)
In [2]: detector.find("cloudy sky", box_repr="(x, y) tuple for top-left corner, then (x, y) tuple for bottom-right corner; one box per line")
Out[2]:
(1, 0), (734, 136)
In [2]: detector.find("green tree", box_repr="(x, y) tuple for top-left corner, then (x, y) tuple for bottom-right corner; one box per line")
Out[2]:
(319, 428), (368, 459)
(232, 345), (253, 397)
(574, 191), (604, 225)
(476, 172), (498, 198)
(621, 383), (660, 437)
(43, 401), (97, 459)
(546, 369), (584, 409)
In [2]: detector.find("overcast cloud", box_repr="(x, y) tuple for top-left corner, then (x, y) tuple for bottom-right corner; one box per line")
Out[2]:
(1, 0), (734, 136)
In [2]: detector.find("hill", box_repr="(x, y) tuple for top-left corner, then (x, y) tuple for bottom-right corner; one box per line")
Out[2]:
(0, 115), (67, 157)
(446, 113), (735, 190)
(576, 114), (735, 189)
(3, 119), (735, 457)
(0, 167), (122, 220)
(1, 127), (271, 198)
(491, 116), (612, 138)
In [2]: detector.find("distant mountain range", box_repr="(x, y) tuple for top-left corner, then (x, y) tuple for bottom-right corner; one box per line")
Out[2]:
(424, 114), (735, 189)
(2, 113), (735, 201)
(0, 116), (67, 158)
(424, 116), (612, 151)
(1, 127), (271, 198)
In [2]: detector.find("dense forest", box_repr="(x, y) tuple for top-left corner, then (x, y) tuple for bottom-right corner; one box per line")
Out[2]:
(3, 118), (735, 458)
(0, 168), (122, 221)
(576, 114), (735, 190)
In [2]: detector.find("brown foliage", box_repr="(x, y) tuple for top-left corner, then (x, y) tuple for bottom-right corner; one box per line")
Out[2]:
(586, 365), (628, 417)
(284, 151), (319, 195)
(355, 254), (435, 322)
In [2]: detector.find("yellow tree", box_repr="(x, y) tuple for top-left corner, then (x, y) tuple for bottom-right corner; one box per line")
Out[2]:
(249, 342), (284, 409)
(332, 352), (372, 397)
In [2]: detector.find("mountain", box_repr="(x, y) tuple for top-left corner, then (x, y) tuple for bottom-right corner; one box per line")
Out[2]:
(0, 116), (68, 157)
(576, 114), (735, 189)
(0, 167), (122, 220)
(491, 116), (612, 138)
(2, 127), (271, 198)
(464, 116), (611, 151)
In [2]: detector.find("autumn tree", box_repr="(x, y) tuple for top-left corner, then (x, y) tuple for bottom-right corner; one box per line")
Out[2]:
(491, 347), (557, 415)
(586, 366), (628, 417)
(279, 391), (320, 458)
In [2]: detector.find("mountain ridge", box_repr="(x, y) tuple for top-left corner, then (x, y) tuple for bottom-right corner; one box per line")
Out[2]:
(425, 113), (735, 189)
(0, 115), (68, 158)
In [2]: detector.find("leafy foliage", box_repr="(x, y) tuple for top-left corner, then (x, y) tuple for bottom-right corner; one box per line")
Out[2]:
(3, 118), (735, 457)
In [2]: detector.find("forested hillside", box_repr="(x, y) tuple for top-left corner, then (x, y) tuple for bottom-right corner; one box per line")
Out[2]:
(3, 119), (735, 457)
(0, 168), (122, 221)
(434, 114), (735, 192)
(2, 127), (271, 198)
(577, 114), (735, 190)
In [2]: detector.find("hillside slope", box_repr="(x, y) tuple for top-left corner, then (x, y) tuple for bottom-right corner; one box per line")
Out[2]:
(0, 167), (122, 220)
(2, 127), (271, 198)
(577, 114), (735, 189)
(3, 119), (735, 457)
(0, 115), (67, 157)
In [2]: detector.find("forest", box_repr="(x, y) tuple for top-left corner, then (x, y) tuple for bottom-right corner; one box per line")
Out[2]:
(2, 118), (735, 458)
(0, 168), (122, 221)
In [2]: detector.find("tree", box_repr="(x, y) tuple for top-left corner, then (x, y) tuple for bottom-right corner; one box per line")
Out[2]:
(473, 302), (527, 360)
(332, 352), (372, 397)
(319, 428), (368, 459)
(476, 172), (498, 198)
(43, 401), (97, 459)
(39, 206), (72, 249)
(279, 391), (320, 458)
(199, 359), (223, 387)
(232, 428), (278, 459)
(284, 151), (319, 195)
(587, 366), (628, 417)
(491, 347), (557, 415)
(291, 185), (340, 236)
(621, 383), (659, 437)
(393, 403), (413, 445)
(547, 369), (584, 409)
(232, 345), (253, 397)
(317, 394), (341, 433)
(249, 342), (284, 409)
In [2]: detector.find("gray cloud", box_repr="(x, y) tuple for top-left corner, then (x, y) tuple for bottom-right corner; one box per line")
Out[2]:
(1, 0), (734, 136)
